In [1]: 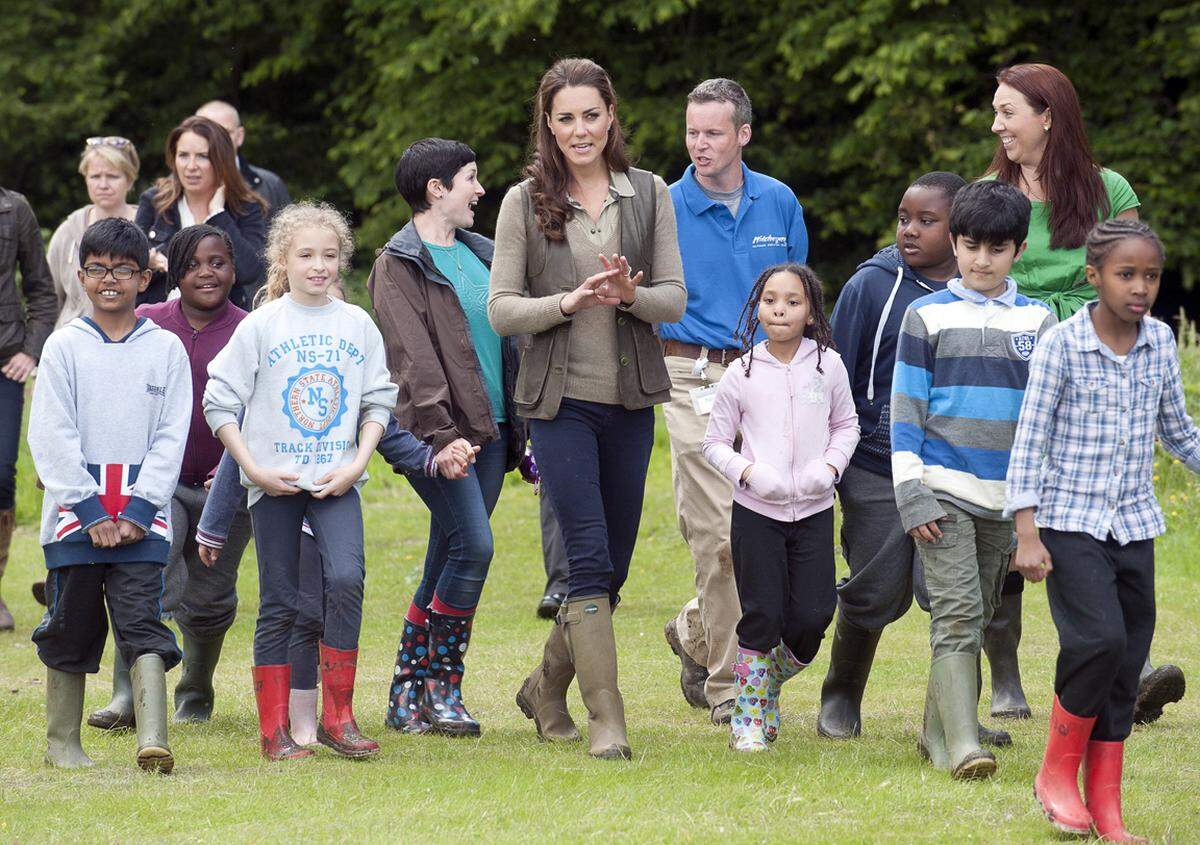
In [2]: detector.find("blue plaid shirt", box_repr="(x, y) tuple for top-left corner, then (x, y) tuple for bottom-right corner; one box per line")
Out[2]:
(1006, 303), (1200, 544)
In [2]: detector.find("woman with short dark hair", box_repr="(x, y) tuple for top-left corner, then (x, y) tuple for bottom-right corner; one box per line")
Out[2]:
(135, 115), (267, 306)
(489, 58), (686, 760)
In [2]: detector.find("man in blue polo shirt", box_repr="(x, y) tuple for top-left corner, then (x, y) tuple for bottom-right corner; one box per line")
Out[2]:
(661, 78), (809, 725)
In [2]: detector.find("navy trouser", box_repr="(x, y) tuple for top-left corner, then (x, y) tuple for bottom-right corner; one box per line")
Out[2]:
(0, 372), (22, 510)
(1042, 529), (1155, 742)
(289, 531), (325, 689)
(249, 490), (364, 666)
(530, 399), (654, 603)
(33, 562), (181, 673)
(405, 423), (508, 611)
(730, 503), (837, 662)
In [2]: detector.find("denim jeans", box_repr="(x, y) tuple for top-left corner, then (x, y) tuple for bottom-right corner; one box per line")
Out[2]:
(530, 399), (654, 603)
(405, 423), (509, 611)
(0, 372), (23, 511)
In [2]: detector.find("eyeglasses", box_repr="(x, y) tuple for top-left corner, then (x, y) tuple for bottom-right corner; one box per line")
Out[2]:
(86, 136), (133, 149)
(83, 264), (139, 281)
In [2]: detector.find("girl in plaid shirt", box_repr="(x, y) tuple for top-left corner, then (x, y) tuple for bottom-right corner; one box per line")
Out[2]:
(1006, 220), (1200, 843)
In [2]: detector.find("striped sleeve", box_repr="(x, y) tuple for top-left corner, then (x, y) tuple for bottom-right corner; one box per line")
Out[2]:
(890, 304), (945, 531)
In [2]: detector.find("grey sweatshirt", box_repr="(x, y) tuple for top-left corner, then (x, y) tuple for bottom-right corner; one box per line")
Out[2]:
(202, 295), (398, 507)
(28, 317), (192, 568)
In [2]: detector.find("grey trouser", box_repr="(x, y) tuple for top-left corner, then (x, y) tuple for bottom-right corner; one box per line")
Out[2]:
(665, 357), (740, 707)
(915, 501), (1014, 658)
(835, 462), (921, 630)
(540, 491), (569, 596)
(165, 482), (254, 641)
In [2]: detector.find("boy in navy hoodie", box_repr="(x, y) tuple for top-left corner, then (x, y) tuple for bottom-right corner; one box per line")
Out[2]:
(29, 218), (191, 773)
(821, 172), (971, 738)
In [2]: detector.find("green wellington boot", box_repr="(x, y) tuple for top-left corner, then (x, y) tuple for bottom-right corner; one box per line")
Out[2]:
(174, 632), (225, 722)
(931, 652), (996, 780)
(130, 654), (174, 773)
(560, 595), (630, 760)
(88, 649), (134, 730)
(45, 669), (95, 768)
(918, 675), (949, 769)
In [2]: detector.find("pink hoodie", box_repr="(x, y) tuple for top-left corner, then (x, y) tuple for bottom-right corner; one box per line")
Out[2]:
(703, 339), (860, 523)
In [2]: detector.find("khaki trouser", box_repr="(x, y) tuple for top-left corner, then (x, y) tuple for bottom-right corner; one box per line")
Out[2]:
(665, 356), (740, 707)
(915, 501), (1014, 659)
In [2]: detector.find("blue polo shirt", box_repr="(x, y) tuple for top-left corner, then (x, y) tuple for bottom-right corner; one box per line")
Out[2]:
(661, 163), (808, 349)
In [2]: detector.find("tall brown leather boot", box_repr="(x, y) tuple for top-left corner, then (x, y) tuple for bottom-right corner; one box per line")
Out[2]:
(560, 595), (630, 760)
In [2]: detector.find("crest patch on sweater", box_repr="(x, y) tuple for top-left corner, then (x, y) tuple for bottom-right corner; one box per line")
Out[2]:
(282, 365), (347, 438)
(1011, 332), (1037, 361)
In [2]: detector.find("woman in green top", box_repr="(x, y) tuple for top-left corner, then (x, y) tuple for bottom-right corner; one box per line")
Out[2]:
(985, 62), (1183, 730)
(987, 62), (1139, 321)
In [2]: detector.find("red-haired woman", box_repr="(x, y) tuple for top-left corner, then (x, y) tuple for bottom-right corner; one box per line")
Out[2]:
(488, 57), (686, 760)
(135, 116), (267, 307)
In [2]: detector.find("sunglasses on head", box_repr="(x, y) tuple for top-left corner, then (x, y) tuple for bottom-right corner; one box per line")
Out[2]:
(85, 136), (133, 149)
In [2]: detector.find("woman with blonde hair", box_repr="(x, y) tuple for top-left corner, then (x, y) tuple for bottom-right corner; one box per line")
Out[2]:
(46, 137), (140, 329)
(136, 115), (267, 306)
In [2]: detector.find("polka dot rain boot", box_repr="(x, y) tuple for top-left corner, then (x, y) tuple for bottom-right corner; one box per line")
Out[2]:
(419, 607), (480, 737)
(730, 647), (770, 753)
(763, 641), (807, 743)
(385, 618), (431, 733)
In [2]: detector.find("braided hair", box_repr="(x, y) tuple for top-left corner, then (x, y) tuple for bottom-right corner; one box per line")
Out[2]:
(736, 262), (834, 377)
(165, 224), (235, 294)
(1085, 218), (1164, 270)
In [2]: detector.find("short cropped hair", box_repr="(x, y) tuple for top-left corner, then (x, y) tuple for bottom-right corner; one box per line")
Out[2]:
(910, 171), (966, 204)
(394, 138), (477, 214)
(949, 180), (1031, 246)
(78, 218), (150, 270)
(686, 78), (753, 128)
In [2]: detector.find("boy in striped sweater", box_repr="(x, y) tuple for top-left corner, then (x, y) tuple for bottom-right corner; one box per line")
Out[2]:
(890, 180), (1055, 780)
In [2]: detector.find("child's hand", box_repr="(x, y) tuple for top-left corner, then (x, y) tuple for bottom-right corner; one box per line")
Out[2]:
(116, 519), (145, 545)
(1012, 534), (1053, 582)
(199, 544), (221, 567)
(742, 463), (790, 502)
(249, 465), (302, 497)
(909, 520), (944, 544)
(88, 520), (122, 548)
(312, 463), (365, 499)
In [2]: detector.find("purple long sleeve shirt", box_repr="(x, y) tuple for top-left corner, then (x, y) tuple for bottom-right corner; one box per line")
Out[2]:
(137, 298), (247, 486)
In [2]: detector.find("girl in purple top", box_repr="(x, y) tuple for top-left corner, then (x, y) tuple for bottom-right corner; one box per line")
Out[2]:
(702, 263), (859, 752)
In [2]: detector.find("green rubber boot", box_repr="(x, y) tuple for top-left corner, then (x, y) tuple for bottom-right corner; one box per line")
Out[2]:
(130, 654), (174, 774)
(918, 674), (949, 770)
(88, 649), (134, 730)
(931, 652), (996, 780)
(45, 669), (95, 768)
(174, 632), (225, 723)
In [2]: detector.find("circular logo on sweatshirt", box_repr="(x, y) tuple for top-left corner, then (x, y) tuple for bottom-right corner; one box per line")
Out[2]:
(282, 365), (347, 438)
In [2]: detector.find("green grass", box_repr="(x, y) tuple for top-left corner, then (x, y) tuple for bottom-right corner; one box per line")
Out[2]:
(2, 335), (1199, 843)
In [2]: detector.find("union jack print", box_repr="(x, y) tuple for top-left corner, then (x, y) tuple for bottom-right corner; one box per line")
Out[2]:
(55, 463), (170, 541)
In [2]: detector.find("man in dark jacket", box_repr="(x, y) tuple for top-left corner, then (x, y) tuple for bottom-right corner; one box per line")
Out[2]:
(196, 100), (291, 220)
(0, 185), (59, 631)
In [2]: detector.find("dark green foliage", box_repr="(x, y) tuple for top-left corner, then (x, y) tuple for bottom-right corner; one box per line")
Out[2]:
(3, 1), (1198, 291)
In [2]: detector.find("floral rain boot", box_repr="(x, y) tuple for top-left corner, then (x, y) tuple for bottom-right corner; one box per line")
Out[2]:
(729, 647), (770, 753)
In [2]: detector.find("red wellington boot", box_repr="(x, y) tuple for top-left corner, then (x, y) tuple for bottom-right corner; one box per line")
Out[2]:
(1084, 740), (1148, 844)
(1033, 696), (1095, 835)
(252, 664), (314, 761)
(317, 643), (380, 758)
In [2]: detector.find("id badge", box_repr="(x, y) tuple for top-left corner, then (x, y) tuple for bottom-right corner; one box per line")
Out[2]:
(689, 383), (718, 416)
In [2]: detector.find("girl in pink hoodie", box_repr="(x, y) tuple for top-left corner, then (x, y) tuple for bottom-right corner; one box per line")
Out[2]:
(702, 263), (860, 752)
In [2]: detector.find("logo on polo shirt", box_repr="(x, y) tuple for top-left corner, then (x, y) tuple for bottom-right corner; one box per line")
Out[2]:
(1011, 332), (1037, 361)
(751, 234), (788, 248)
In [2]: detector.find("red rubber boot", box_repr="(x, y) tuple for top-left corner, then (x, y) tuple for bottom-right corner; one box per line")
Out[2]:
(252, 664), (313, 761)
(1033, 696), (1095, 834)
(318, 643), (380, 758)
(1084, 740), (1147, 844)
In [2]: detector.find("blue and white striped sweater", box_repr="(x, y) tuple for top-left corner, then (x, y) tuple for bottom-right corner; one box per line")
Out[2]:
(889, 279), (1056, 531)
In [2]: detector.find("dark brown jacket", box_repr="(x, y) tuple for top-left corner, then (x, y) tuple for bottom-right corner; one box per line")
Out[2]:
(368, 223), (524, 470)
(0, 187), (58, 364)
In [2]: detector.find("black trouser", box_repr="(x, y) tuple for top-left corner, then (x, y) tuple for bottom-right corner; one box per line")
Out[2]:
(1042, 529), (1155, 742)
(32, 562), (182, 674)
(730, 502), (837, 662)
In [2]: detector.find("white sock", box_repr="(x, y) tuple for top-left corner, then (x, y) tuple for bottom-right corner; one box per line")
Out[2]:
(289, 688), (319, 746)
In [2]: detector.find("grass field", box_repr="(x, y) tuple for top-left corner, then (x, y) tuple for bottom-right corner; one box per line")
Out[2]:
(1, 327), (1198, 844)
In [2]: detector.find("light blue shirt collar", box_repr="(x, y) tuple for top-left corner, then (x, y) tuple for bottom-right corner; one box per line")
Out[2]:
(947, 276), (1018, 306)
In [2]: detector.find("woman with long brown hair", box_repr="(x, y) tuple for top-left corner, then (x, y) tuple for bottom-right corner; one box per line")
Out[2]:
(135, 115), (267, 306)
(488, 57), (686, 760)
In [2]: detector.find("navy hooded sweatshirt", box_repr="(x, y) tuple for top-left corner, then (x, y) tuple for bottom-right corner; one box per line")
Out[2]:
(829, 245), (948, 478)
